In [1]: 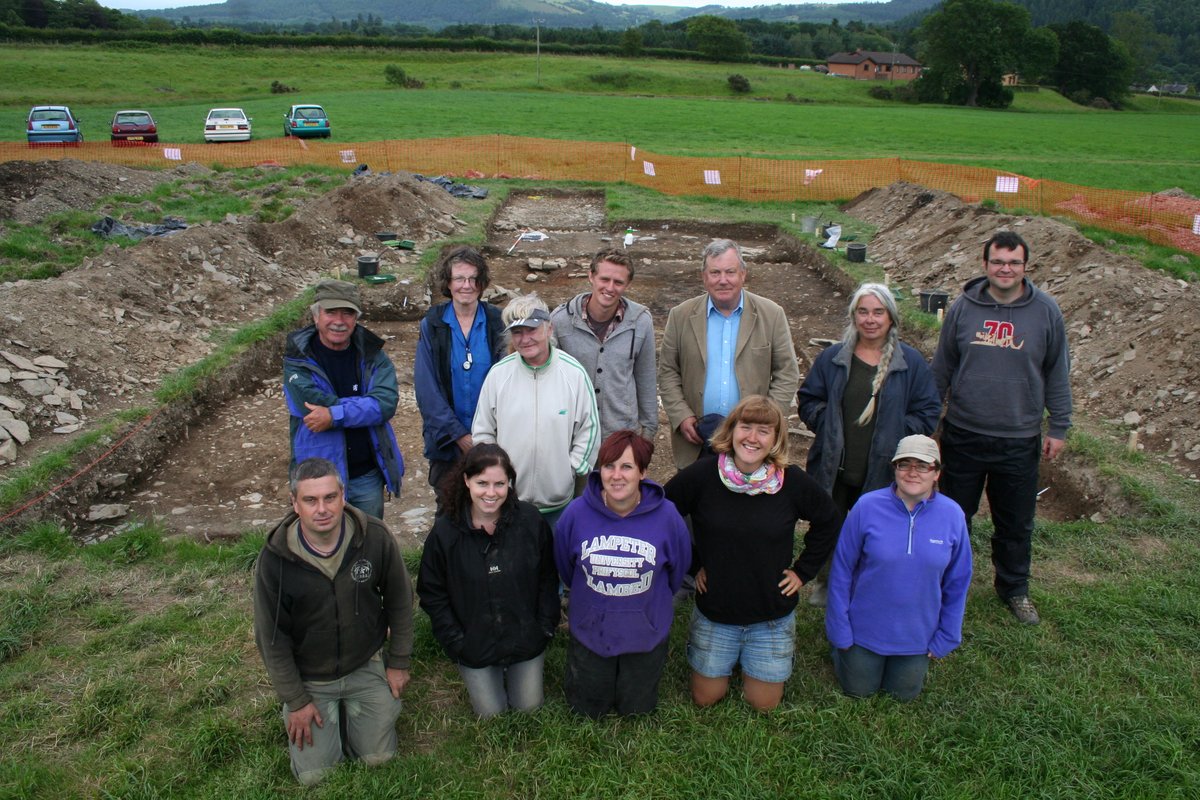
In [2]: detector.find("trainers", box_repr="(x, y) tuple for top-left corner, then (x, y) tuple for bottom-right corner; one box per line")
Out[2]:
(1006, 595), (1041, 625)
(807, 579), (828, 608)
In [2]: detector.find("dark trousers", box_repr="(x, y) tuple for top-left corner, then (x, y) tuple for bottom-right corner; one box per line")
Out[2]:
(427, 458), (458, 493)
(832, 645), (929, 702)
(814, 476), (863, 583)
(938, 422), (1041, 600)
(565, 635), (669, 718)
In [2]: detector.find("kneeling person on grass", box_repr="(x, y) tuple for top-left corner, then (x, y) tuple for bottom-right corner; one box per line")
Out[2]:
(253, 457), (414, 786)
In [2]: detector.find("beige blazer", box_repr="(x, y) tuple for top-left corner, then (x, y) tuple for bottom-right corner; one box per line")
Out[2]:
(658, 290), (800, 469)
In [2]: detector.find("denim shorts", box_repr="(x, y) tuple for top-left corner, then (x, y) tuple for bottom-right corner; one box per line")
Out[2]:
(687, 607), (796, 684)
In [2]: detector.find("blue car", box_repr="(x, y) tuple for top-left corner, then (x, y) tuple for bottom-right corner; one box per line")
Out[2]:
(27, 106), (83, 144)
(283, 104), (331, 139)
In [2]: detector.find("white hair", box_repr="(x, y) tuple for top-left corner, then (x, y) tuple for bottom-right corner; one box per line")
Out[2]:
(839, 283), (900, 426)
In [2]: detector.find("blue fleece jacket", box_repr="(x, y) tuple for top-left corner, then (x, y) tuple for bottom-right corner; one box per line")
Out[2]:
(555, 473), (691, 657)
(825, 487), (972, 659)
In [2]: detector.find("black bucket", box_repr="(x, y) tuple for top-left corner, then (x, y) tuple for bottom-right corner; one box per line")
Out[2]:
(357, 256), (379, 278)
(846, 243), (867, 262)
(919, 290), (949, 313)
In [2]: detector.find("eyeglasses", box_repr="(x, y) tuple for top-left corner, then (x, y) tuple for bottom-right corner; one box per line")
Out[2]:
(450, 275), (479, 286)
(987, 259), (1026, 268)
(894, 460), (937, 474)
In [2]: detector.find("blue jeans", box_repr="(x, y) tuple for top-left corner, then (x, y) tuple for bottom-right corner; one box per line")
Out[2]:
(347, 468), (385, 520)
(687, 608), (796, 684)
(457, 652), (545, 719)
(939, 422), (1041, 600)
(540, 507), (564, 535)
(832, 644), (929, 702)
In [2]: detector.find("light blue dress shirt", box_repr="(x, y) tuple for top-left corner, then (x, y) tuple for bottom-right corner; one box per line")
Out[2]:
(702, 292), (743, 416)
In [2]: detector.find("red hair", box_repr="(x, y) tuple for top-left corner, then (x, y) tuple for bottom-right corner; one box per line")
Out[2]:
(596, 430), (654, 472)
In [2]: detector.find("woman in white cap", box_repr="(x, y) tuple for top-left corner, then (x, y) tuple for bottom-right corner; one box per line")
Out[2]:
(825, 434), (972, 701)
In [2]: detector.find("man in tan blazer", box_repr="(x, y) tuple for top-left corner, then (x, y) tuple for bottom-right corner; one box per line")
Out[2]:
(658, 239), (800, 470)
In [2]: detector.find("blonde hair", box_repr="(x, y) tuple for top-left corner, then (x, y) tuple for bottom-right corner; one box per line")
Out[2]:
(501, 293), (556, 349)
(840, 283), (900, 426)
(709, 395), (790, 470)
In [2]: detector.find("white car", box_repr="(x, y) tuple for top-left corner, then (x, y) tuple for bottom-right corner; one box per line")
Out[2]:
(203, 108), (252, 142)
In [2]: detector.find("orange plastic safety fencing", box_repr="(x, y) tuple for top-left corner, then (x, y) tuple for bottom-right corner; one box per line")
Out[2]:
(3, 136), (1198, 256)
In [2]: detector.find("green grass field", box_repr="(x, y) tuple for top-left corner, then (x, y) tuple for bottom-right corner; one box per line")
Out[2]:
(2, 481), (1199, 799)
(3, 44), (1200, 193)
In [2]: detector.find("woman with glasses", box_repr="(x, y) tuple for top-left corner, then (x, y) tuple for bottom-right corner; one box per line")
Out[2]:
(797, 283), (941, 606)
(415, 246), (507, 492)
(825, 435), (972, 701)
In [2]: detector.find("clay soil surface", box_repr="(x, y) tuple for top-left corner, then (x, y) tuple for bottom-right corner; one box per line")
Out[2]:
(1, 165), (1191, 547)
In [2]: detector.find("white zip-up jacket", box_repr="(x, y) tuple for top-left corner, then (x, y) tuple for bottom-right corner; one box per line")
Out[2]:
(472, 347), (600, 513)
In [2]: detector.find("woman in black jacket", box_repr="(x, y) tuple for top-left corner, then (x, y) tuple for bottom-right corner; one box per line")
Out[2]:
(417, 443), (559, 718)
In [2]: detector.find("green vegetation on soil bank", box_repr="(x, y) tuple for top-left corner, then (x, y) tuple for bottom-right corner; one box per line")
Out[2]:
(0, 165), (344, 283)
(2, 45), (1199, 193)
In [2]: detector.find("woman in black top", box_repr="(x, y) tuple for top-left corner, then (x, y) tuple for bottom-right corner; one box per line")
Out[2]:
(417, 444), (559, 718)
(665, 395), (841, 711)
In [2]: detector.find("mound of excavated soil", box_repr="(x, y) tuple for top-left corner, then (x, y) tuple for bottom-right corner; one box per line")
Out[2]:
(845, 182), (1200, 475)
(0, 159), (195, 223)
(0, 163), (462, 469)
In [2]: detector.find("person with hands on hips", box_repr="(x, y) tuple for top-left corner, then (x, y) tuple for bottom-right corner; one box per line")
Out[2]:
(664, 395), (841, 711)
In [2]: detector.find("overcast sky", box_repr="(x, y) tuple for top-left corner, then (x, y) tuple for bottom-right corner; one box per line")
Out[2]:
(97, 0), (869, 10)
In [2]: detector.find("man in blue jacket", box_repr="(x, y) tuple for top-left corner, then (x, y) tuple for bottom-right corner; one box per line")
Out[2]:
(284, 280), (404, 519)
(932, 231), (1072, 626)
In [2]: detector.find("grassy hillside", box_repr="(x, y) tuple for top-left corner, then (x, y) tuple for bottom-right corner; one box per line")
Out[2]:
(3, 44), (1199, 192)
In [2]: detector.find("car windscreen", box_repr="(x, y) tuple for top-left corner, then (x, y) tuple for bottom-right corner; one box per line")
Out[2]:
(32, 110), (69, 121)
(116, 114), (151, 125)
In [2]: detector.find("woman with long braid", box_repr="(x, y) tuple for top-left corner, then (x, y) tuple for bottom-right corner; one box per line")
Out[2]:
(798, 283), (941, 606)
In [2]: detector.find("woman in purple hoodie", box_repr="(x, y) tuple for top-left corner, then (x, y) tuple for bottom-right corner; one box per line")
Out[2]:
(555, 430), (691, 717)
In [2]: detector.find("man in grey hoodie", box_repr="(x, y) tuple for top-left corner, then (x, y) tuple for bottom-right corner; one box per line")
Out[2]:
(931, 231), (1072, 626)
(551, 249), (658, 441)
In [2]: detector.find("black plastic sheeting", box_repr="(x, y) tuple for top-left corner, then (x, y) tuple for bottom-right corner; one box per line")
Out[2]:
(91, 216), (188, 240)
(350, 164), (488, 199)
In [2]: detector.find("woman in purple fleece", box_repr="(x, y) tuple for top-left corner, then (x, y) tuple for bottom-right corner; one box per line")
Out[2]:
(554, 430), (691, 717)
(825, 434), (973, 701)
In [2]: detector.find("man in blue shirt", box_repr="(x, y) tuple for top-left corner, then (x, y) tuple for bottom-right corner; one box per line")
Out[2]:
(658, 239), (801, 470)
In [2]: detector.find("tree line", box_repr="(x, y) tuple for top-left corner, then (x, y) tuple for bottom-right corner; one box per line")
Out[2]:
(2, 0), (1192, 108)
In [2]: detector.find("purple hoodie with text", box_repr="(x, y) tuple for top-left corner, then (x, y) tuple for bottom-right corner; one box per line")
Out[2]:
(555, 472), (691, 657)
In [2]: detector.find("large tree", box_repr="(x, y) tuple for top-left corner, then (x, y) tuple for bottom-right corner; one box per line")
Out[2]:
(919, 0), (1033, 107)
(1048, 21), (1135, 106)
(685, 15), (750, 61)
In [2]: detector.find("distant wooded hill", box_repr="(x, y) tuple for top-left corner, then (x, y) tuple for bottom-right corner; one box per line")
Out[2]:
(136, 0), (938, 29)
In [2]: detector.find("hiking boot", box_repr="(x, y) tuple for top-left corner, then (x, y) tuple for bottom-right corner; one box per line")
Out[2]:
(807, 579), (828, 608)
(1006, 595), (1040, 625)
